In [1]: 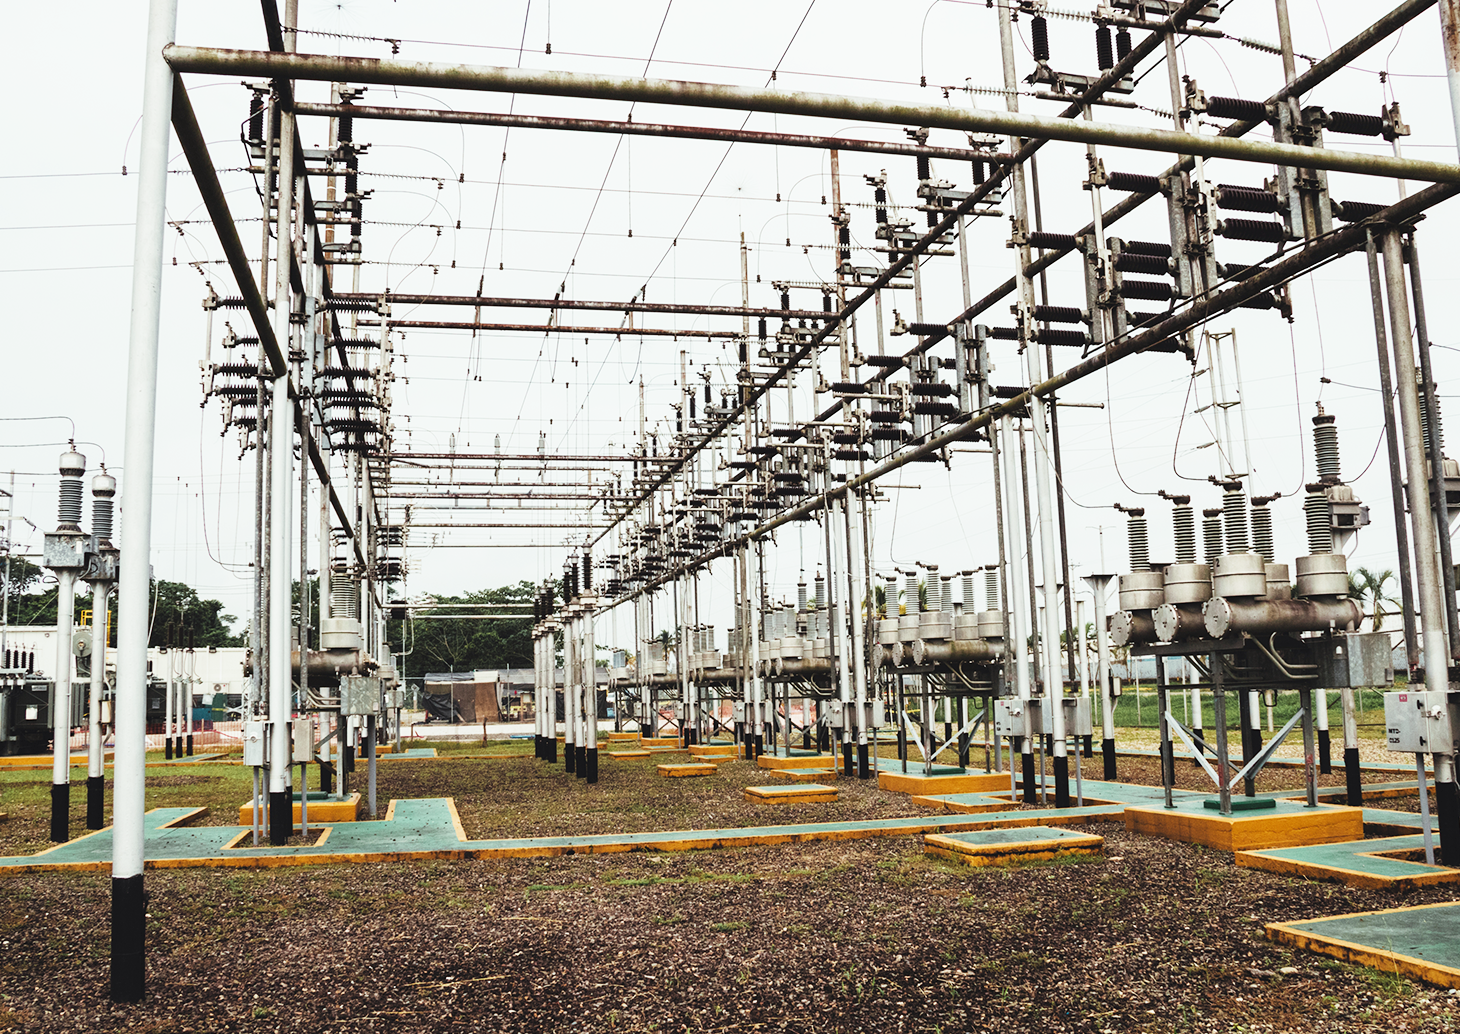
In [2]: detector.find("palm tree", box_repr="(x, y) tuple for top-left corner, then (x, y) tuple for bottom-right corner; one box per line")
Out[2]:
(1349, 566), (1400, 632)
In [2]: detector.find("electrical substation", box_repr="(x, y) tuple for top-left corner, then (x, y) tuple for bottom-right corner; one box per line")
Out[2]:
(12, 0), (1460, 1026)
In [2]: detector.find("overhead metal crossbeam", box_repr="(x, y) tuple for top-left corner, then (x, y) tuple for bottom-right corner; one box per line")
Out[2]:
(376, 320), (744, 339)
(338, 292), (830, 320)
(294, 102), (1013, 164)
(166, 45), (1460, 183)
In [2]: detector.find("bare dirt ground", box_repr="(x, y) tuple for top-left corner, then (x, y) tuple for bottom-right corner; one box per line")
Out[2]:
(1, 744), (1457, 1032)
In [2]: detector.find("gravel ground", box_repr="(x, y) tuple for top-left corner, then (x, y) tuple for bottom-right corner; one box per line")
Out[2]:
(3, 826), (1459, 1033)
(2, 747), (1456, 1032)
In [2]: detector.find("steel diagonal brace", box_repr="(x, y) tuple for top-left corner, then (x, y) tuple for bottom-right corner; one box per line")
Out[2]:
(1227, 707), (1306, 791)
(1165, 712), (1222, 788)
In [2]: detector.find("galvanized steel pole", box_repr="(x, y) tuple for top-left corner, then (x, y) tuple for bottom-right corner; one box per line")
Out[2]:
(112, 0), (179, 1002)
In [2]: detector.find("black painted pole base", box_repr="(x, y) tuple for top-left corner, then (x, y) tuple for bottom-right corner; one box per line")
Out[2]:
(802, 728), (812, 750)
(1344, 747), (1362, 806)
(843, 741), (854, 776)
(575, 744), (587, 778)
(1083, 734), (1093, 759)
(50, 782), (69, 842)
(548, 736), (557, 763)
(817, 725), (830, 753)
(857, 742), (870, 779)
(1102, 738), (1117, 781)
(744, 735), (755, 760)
(754, 734), (764, 758)
(1193, 727), (1205, 767)
(344, 744), (356, 774)
(1437, 779), (1460, 868)
(1020, 750), (1037, 804)
(268, 789), (292, 845)
(186, 735), (194, 757)
(86, 775), (104, 830)
(585, 747), (599, 784)
(896, 729), (907, 762)
(319, 761), (334, 794)
(1053, 755), (1071, 809)
(164, 739), (173, 761)
(1317, 729), (1331, 774)
(958, 733), (969, 769)
(565, 741), (576, 773)
(110, 874), (146, 1002)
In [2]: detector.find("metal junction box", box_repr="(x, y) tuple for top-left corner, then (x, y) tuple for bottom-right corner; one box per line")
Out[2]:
(242, 720), (267, 766)
(291, 717), (314, 763)
(994, 697), (1093, 739)
(339, 674), (382, 717)
(1314, 632), (1395, 688)
(1384, 691), (1457, 754)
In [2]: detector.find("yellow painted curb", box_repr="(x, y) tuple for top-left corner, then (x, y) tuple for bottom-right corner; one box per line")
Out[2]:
(744, 785), (837, 805)
(878, 771), (1010, 795)
(239, 793), (361, 825)
(1268, 904), (1460, 990)
(1125, 803), (1363, 852)
(925, 830), (1104, 867)
(756, 754), (835, 771)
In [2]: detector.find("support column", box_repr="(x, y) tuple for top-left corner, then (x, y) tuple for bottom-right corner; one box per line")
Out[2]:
(267, 93), (299, 848)
(112, 0), (179, 1001)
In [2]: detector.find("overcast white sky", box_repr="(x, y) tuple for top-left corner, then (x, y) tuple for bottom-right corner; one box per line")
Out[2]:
(5, 1), (1460, 653)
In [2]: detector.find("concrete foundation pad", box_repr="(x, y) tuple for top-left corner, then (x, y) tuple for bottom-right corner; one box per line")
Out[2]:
(925, 826), (1104, 867)
(1236, 835), (1460, 890)
(656, 763), (718, 778)
(1268, 901), (1460, 989)
(744, 784), (837, 805)
(238, 792), (361, 825)
(769, 767), (840, 782)
(1124, 798), (1363, 852)
(606, 749), (652, 759)
(909, 791), (1015, 814)
(757, 753), (836, 771)
(641, 737), (682, 747)
(878, 770), (1010, 796)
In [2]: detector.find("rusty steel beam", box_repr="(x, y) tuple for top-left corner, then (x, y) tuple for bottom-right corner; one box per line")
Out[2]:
(337, 292), (828, 321)
(370, 319), (745, 339)
(164, 45), (1460, 183)
(293, 101), (1010, 164)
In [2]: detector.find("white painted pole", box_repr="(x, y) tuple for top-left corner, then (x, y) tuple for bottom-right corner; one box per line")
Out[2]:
(267, 117), (298, 845)
(111, 0), (179, 1001)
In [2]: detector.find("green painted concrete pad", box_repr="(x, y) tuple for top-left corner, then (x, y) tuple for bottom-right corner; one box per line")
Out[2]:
(377, 748), (438, 759)
(1281, 901), (1460, 971)
(164, 752), (230, 764)
(0, 797), (1129, 871)
(1205, 796), (1277, 812)
(936, 826), (1095, 847)
(1362, 807), (1436, 832)
(1245, 835), (1450, 881)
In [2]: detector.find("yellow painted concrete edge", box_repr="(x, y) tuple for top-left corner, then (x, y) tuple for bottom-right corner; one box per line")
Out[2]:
(1235, 847), (1460, 890)
(1268, 906), (1460, 990)
(925, 841), (1103, 867)
(925, 831), (1104, 856)
(0, 804), (1119, 874)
